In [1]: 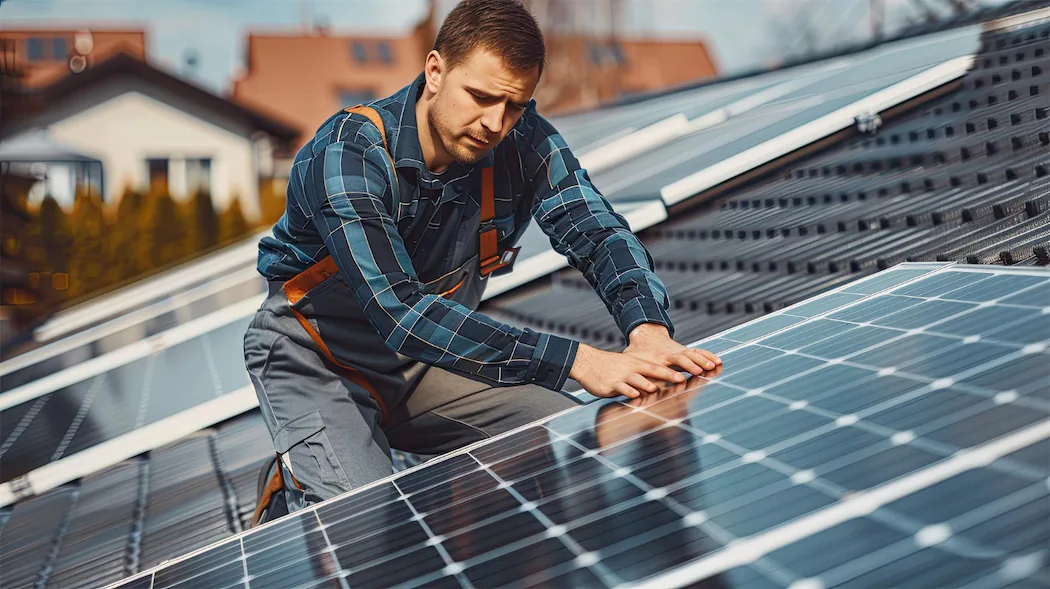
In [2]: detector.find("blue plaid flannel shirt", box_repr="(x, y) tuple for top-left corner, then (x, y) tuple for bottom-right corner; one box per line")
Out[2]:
(257, 74), (674, 391)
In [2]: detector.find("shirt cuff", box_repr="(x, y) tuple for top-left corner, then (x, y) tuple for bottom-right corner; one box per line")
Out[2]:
(618, 297), (675, 342)
(525, 332), (579, 391)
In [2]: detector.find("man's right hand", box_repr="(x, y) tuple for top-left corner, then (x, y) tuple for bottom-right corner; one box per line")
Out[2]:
(569, 343), (686, 399)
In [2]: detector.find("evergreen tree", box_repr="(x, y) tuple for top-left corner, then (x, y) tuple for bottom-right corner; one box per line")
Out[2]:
(187, 189), (220, 253)
(258, 178), (287, 227)
(1, 175), (40, 325)
(141, 189), (190, 270)
(67, 187), (109, 299)
(219, 197), (250, 244)
(34, 195), (73, 278)
(107, 186), (148, 285)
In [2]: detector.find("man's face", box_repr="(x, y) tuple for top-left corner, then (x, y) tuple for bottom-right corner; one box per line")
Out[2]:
(426, 48), (539, 165)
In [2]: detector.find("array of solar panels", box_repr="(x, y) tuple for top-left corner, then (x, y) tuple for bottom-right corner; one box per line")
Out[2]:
(103, 263), (1049, 589)
(0, 411), (277, 589)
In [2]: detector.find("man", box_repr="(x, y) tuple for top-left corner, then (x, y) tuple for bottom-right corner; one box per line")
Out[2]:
(244, 0), (722, 520)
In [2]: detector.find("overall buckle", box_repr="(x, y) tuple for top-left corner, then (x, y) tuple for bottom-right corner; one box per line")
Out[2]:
(481, 247), (520, 277)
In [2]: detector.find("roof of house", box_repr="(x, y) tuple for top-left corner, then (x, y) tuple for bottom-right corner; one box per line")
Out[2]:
(11, 52), (300, 143)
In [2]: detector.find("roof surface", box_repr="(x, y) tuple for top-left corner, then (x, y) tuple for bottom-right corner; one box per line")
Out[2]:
(0, 9), (1047, 588)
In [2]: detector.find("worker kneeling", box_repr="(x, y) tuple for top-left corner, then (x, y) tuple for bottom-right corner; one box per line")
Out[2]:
(244, 0), (721, 526)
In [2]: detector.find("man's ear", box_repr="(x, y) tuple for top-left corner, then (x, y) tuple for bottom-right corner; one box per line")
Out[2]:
(424, 50), (444, 94)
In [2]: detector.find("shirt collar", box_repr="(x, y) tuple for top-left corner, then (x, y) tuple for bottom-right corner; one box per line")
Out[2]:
(388, 73), (495, 185)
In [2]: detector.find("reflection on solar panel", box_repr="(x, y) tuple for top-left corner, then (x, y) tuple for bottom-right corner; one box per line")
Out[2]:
(105, 263), (1049, 589)
(0, 264), (264, 390)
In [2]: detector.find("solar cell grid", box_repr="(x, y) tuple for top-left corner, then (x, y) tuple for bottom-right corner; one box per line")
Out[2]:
(105, 264), (1049, 589)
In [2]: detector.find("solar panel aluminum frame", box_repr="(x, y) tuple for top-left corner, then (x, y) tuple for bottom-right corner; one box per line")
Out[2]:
(102, 261), (1049, 589)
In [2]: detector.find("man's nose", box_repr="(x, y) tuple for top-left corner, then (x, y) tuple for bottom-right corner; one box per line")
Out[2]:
(480, 104), (505, 135)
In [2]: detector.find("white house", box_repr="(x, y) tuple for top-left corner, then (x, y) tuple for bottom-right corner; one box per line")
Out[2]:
(0, 53), (298, 219)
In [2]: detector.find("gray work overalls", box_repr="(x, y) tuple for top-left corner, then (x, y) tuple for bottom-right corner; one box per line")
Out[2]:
(244, 107), (578, 523)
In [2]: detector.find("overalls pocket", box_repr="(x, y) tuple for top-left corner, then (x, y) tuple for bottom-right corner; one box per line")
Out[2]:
(273, 410), (351, 488)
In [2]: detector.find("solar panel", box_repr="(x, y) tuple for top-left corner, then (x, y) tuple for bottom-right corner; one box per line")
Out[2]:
(0, 307), (259, 506)
(103, 262), (1049, 589)
(594, 27), (979, 203)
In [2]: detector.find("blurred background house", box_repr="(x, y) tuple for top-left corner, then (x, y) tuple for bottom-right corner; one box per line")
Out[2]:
(3, 49), (298, 214)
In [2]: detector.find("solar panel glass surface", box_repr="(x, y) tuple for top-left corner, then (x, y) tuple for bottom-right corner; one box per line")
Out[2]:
(104, 263), (1050, 589)
(594, 27), (979, 201)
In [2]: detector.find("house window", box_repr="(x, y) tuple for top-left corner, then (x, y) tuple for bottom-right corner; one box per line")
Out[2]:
(185, 158), (212, 195)
(377, 41), (393, 64)
(338, 89), (376, 107)
(352, 40), (368, 64)
(52, 37), (68, 60)
(26, 37), (44, 61)
(147, 158), (169, 193)
(588, 42), (604, 65)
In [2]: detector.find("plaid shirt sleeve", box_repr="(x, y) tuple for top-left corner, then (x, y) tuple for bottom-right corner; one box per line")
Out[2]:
(513, 109), (676, 341)
(300, 117), (578, 391)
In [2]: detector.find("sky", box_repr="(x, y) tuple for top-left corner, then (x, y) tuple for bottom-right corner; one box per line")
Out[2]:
(0, 0), (1012, 95)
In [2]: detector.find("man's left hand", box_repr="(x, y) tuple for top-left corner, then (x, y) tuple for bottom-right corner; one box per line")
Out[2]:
(624, 323), (722, 380)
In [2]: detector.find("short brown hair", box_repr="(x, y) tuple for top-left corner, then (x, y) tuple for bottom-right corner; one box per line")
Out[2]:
(433, 0), (546, 78)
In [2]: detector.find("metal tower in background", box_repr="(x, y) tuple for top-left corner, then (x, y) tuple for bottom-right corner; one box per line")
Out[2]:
(871, 0), (988, 40)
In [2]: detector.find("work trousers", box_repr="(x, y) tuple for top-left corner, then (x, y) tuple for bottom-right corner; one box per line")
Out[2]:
(243, 318), (579, 513)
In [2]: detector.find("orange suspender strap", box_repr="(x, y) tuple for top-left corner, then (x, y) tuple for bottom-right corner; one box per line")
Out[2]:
(479, 166), (499, 273)
(478, 166), (518, 276)
(282, 256), (389, 422)
(344, 105), (397, 174)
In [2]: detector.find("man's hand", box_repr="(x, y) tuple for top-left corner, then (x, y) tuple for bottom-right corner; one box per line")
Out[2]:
(624, 323), (722, 377)
(569, 343), (687, 399)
